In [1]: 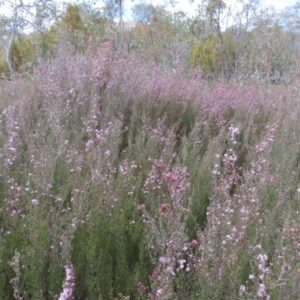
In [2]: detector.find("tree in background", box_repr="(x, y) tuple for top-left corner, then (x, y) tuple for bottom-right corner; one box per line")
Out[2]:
(131, 3), (193, 67)
(56, 3), (85, 51)
(190, 0), (259, 78)
(189, 0), (300, 82)
(0, 36), (35, 76)
(99, 0), (125, 49)
(190, 31), (236, 77)
(0, 0), (300, 82)
(0, 0), (57, 77)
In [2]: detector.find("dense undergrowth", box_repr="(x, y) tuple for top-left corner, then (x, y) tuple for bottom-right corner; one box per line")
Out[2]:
(1, 40), (300, 300)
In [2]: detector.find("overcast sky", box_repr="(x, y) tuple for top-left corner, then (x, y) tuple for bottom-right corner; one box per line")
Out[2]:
(121, 0), (299, 18)
(1, 0), (299, 21)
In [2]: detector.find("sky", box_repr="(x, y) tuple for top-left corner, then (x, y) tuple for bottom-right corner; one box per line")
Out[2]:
(120, 0), (299, 19)
(1, 0), (299, 22)
(262, 0), (298, 10)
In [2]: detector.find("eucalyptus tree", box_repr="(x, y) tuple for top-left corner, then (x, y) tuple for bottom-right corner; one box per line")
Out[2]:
(278, 3), (300, 80)
(85, 0), (125, 49)
(189, 0), (263, 78)
(0, 0), (57, 76)
(131, 2), (193, 67)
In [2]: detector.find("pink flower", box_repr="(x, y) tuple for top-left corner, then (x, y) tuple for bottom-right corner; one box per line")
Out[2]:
(257, 283), (267, 298)
(154, 159), (163, 171)
(59, 264), (75, 300)
(159, 256), (167, 264)
(178, 259), (186, 269)
(189, 239), (199, 248)
(148, 267), (160, 279)
(160, 203), (169, 213)
(31, 199), (38, 205)
(239, 285), (246, 293)
(138, 204), (146, 210)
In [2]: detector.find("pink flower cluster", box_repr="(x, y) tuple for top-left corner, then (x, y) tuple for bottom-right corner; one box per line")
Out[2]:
(59, 263), (75, 300)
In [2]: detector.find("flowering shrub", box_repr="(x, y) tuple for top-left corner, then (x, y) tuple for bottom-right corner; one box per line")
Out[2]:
(139, 159), (200, 298)
(0, 38), (299, 299)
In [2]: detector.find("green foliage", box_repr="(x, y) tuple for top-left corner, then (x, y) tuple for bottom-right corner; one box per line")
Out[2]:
(0, 37), (35, 77)
(190, 32), (236, 76)
(60, 4), (84, 32)
(35, 3), (88, 58)
(71, 206), (152, 299)
(35, 26), (57, 58)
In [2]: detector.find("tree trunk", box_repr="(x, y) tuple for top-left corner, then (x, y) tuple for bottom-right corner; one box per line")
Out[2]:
(0, 27), (16, 76)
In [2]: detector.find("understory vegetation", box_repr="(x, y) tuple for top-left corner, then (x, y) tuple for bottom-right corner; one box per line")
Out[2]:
(1, 0), (300, 298)
(1, 37), (300, 299)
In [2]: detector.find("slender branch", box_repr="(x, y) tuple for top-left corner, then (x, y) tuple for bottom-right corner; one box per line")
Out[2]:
(0, 35), (8, 52)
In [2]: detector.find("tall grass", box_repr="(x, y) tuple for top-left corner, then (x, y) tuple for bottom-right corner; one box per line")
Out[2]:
(0, 40), (300, 299)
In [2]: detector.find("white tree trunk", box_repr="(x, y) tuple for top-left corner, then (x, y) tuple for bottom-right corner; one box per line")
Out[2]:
(118, 0), (125, 48)
(0, 26), (16, 76)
